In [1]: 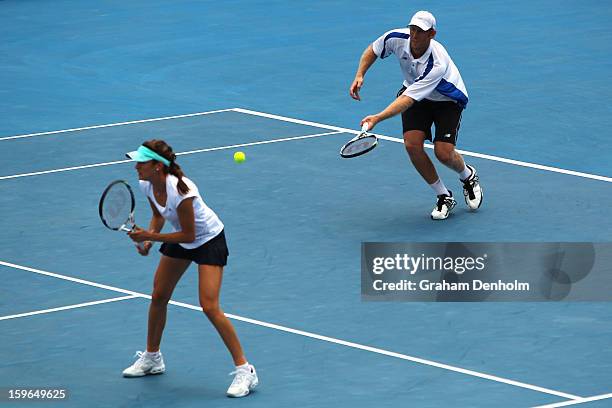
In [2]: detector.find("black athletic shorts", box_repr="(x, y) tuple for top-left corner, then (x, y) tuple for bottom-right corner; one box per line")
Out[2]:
(159, 229), (229, 266)
(397, 86), (463, 145)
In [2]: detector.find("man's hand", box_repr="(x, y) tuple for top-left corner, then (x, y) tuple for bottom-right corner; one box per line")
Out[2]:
(360, 95), (415, 132)
(350, 76), (364, 100)
(350, 45), (377, 101)
(360, 115), (381, 132)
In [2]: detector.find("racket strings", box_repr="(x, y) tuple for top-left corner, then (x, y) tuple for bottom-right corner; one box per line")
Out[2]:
(101, 184), (133, 230)
(340, 134), (378, 158)
(106, 190), (128, 218)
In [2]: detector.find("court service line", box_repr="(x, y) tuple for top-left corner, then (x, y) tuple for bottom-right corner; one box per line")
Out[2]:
(0, 295), (138, 321)
(0, 131), (343, 180)
(0, 160), (131, 181)
(0, 259), (581, 401)
(232, 108), (612, 184)
(532, 392), (612, 407)
(5, 106), (608, 183)
(0, 108), (234, 142)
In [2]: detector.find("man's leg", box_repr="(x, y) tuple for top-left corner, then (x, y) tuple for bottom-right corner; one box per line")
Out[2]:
(403, 130), (456, 219)
(403, 130), (439, 184)
(432, 101), (483, 211)
(433, 142), (465, 174)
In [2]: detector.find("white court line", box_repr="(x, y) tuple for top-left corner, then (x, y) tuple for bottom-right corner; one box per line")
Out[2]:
(0, 295), (138, 321)
(233, 108), (612, 184)
(0, 108), (234, 141)
(0, 131), (343, 180)
(2, 106), (609, 183)
(0, 160), (130, 181)
(451, 148), (612, 184)
(0, 259), (581, 401)
(175, 130), (342, 156)
(532, 392), (612, 407)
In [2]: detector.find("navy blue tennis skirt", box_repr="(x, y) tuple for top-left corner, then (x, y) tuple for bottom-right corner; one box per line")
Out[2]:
(159, 230), (228, 266)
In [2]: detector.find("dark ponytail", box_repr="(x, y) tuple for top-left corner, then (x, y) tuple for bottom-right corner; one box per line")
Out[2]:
(142, 139), (190, 195)
(169, 160), (189, 195)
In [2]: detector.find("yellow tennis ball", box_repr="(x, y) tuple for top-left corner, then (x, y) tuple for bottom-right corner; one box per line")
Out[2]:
(233, 151), (246, 163)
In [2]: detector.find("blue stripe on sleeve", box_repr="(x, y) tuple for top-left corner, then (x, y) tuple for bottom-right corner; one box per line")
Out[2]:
(435, 79), (469, 108)
(414, 53), (434, 82)
(380, 32), (409, 58)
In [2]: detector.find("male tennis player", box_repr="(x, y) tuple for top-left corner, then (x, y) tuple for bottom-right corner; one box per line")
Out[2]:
(122, 140), (258, 398)
(350, 10), (483, 220)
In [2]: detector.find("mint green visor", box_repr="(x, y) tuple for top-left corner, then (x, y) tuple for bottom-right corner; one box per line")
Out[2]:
(125, 145), (171, 167)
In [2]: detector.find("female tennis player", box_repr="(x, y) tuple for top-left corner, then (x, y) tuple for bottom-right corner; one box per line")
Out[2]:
(122, 139), (258, 398)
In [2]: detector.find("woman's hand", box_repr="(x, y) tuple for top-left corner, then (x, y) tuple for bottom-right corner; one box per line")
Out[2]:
(128, 226), (152, 243)
(136, 241), (153, 256)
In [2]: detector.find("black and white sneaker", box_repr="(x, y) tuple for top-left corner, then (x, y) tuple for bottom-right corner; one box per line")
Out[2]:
(431, 191), (456, 220)
(461, 165), (483, 210)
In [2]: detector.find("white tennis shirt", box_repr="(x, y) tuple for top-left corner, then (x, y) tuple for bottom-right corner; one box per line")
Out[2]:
(371, 28), (469, 108)
(139, 175), (224, 249)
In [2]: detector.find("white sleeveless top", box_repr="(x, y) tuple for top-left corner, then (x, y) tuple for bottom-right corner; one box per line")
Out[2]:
(139, 175), (224, 249)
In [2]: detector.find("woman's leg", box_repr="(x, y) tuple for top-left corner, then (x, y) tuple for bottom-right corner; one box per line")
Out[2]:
(147, 255), (192, 351)
(197, 264), (247, 366)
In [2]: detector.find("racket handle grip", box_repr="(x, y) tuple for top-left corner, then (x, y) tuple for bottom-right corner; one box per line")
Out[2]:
(361, 123), (369, 133)
(120, 226), (146, 251)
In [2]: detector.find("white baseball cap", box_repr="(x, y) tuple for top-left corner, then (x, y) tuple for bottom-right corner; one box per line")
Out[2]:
(409, 10), (436, 31)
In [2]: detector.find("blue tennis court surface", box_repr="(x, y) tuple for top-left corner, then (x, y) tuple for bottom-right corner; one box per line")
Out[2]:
(2, 1), (612, 407)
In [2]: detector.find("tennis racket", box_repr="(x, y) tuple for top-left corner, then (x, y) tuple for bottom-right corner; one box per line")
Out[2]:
(339, 123), (378, 158)
(98, 180), (144, 250)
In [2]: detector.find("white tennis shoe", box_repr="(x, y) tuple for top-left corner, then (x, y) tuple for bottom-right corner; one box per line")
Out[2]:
(431, 192), (457, 220)
(226, 364), (258, 398)
(122, 351), (165, 377)
(461, 165), (483, 210)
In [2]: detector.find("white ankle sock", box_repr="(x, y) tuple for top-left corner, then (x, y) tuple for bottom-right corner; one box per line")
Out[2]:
(459, 165), (472, 181)
(236, 362), (250, 370)
(429, 179), (450, 196)
(146, 351), (161, 359)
